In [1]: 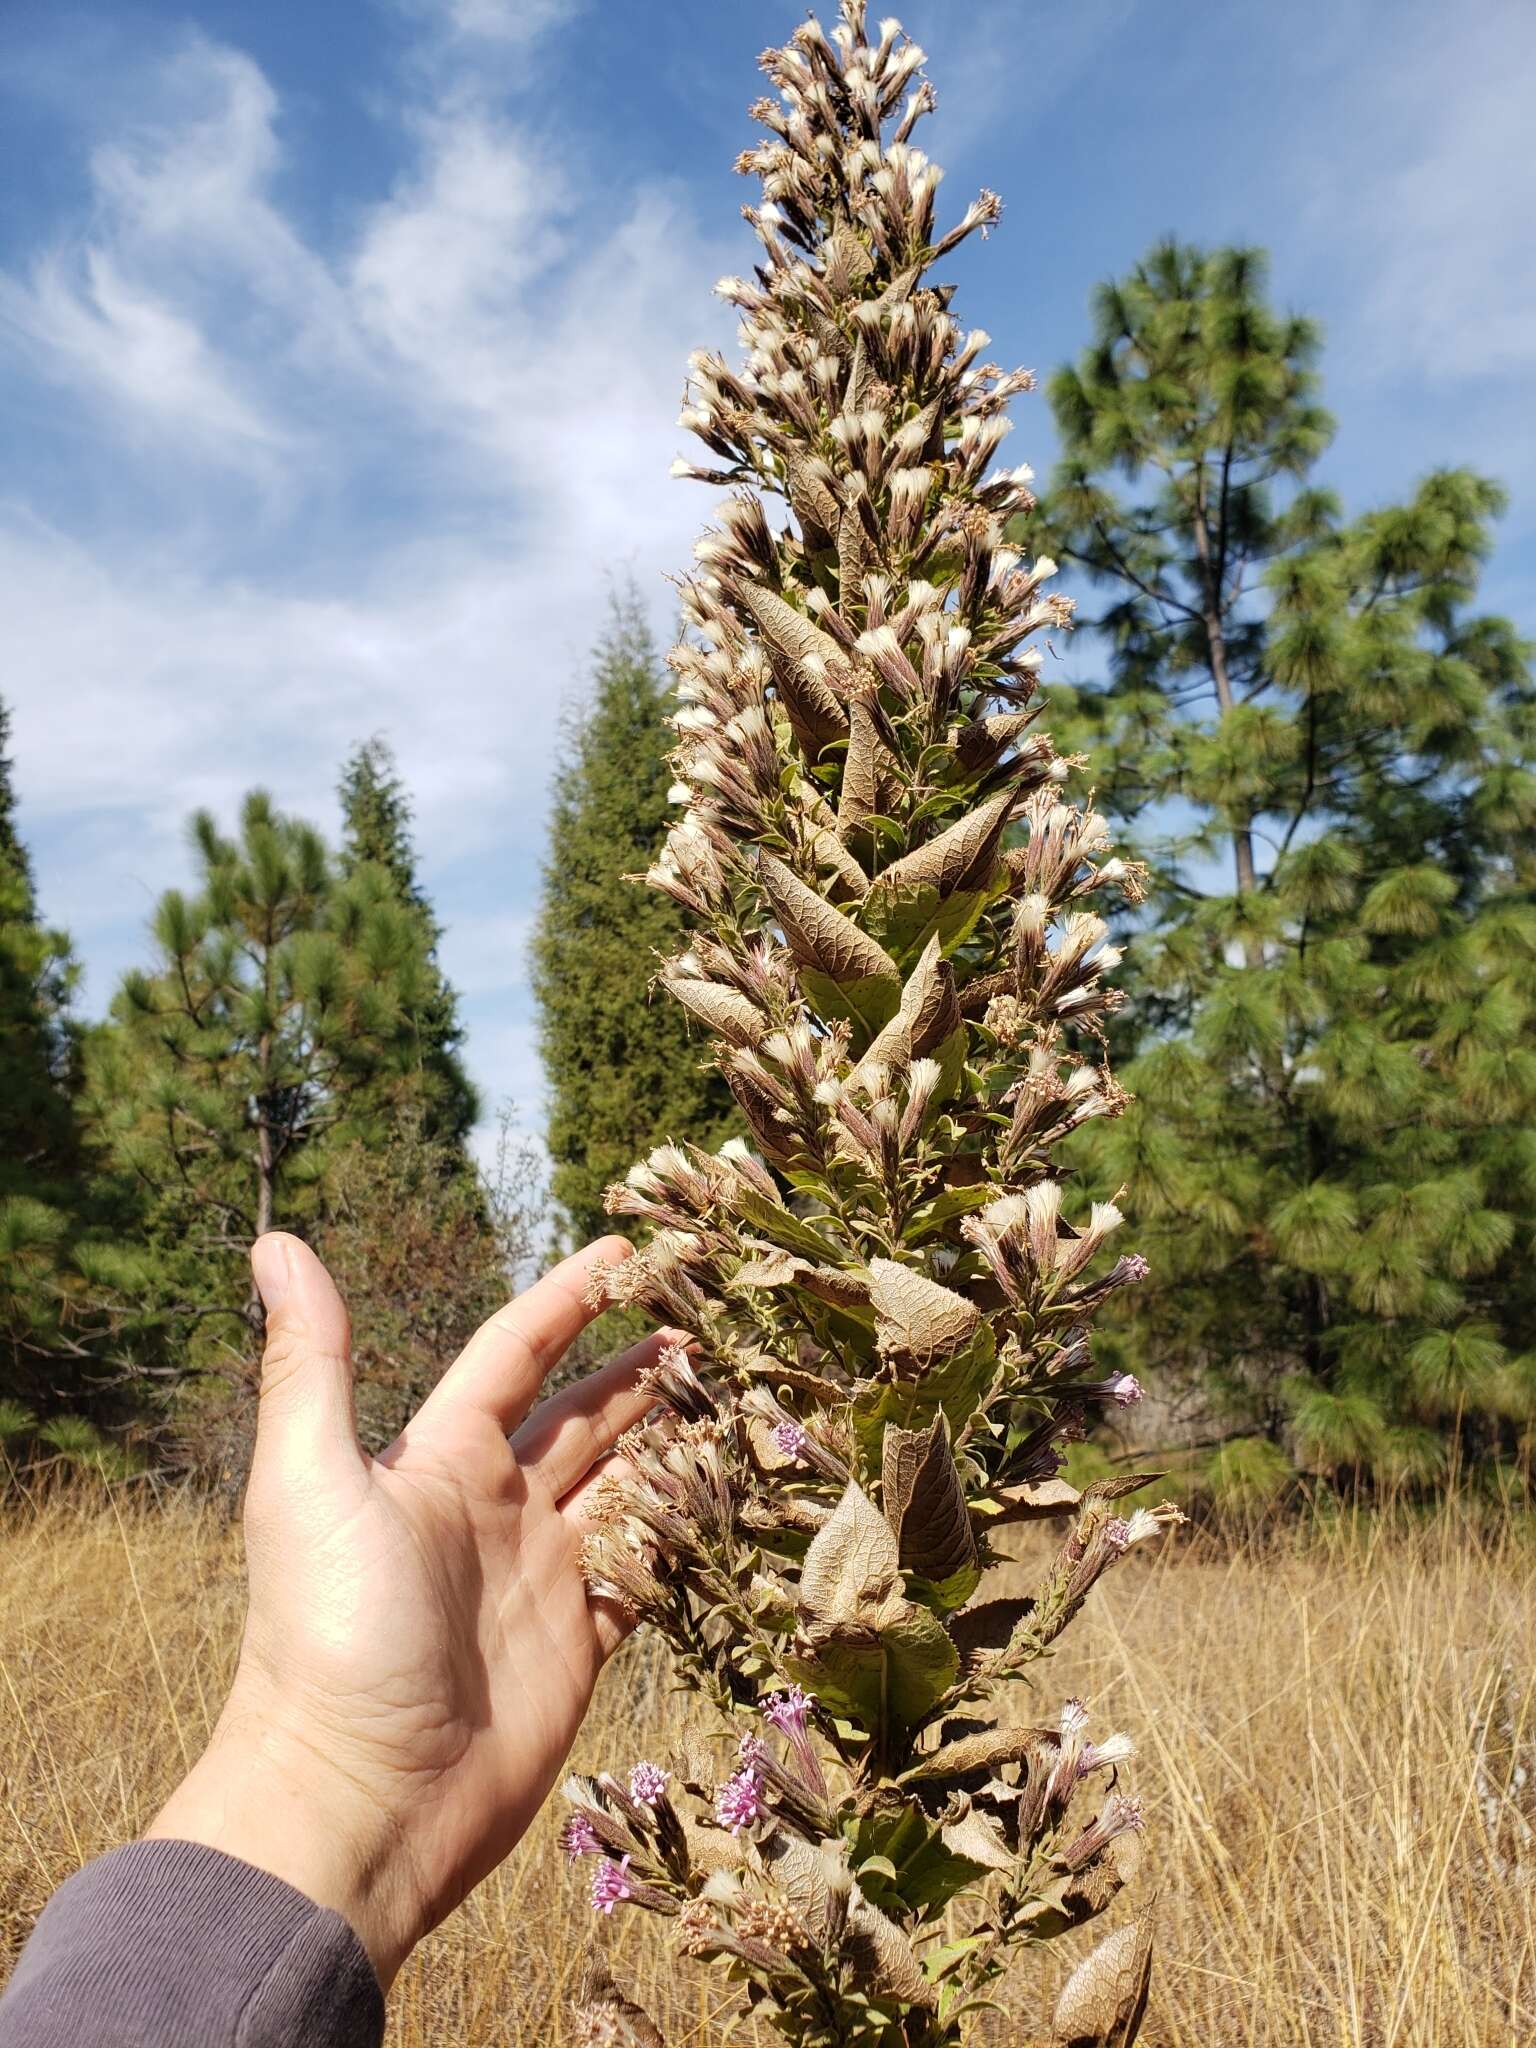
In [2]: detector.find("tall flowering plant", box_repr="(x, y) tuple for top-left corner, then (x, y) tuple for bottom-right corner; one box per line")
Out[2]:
(564, 8), (1179, 2043)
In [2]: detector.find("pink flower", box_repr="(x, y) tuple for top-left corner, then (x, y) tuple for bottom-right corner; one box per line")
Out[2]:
(763, 1685), (815, 1735)
(1123, 1253), (1150, 1282)
(628, 1761), (671, 1808)
(1110, 1372), (1143, 1406)
(560, 1814), (599, 1861)
(715, 1767), (764, 1835)
(771, 1420), (809, 1461)
(590, 1855), (634, 1914)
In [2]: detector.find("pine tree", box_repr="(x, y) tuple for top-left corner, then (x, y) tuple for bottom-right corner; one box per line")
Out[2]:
(0, 697), (94, 1426)
(532, 587), (735, 1245)
(1035, 241), (1536, 1490)
(87, 791), (446, 1447)
(0, 703), (158, 1472)
(337, 735), (479, 1145)
(0, 698), (79, 1203)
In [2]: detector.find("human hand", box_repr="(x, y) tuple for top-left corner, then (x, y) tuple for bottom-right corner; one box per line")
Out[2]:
(146, 1231), (658, 1986)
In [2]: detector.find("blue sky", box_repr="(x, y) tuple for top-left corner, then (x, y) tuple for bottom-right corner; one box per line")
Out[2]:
(2, 0), (1532, 1152)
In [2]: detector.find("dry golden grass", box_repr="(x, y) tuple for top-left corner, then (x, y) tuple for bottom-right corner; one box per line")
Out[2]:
(2, 1492), (1533, 2046)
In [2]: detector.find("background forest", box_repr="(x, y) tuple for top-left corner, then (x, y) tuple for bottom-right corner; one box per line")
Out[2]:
(4, 244), (1531, 1504)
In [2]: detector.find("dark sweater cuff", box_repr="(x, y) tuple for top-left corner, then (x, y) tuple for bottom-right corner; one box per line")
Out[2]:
(0, 1839), (385, 2047)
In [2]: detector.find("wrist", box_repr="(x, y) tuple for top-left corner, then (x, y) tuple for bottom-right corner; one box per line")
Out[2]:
(145, 1686), (428, 1986)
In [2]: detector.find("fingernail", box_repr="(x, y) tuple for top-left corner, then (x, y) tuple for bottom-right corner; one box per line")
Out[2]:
(251, 1234), (292, 1314)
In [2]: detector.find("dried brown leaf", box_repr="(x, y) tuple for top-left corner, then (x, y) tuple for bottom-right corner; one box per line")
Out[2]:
(570, 1947), (666, 2047)
(799, 1478), (901, 1630)
(1051, 1906), (1156, 2048)
(868, 1257), (982, 1369)
(737, 578), (844, 678)
(1081, 1472), (1165, 1505)
(953, 708), (1044, 776)
(843, 1894), (939, 2009)
(732, 1250), (808, 1288)
(783, 450), (842, 545)
(677, 1733), (718, 1794)
(870, 789), (1016, 900)
(809, 823), (872, 898)
(837, 695), (883, 841)
(939, 1801), (1015, 1872)
(945, 1597), (1034, 1660)
(735, 582), (849, 755)
(867, 936), (962, 1065)
(839, 499), (875, 597)
(843, 329), (870, 410)
(761, 1831), (850, 1935)
(680, 1816), (750, 1875)
(882, 1413), (979, 1587)
(906, 1724), (1052, 1782)
(990, 1476), (1083, 1523)
(662, 974), (767, 1046)
(758, 850), (900, 987)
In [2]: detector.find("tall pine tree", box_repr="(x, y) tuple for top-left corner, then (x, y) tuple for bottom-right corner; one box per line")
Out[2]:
(0, 700), (78, 1196)
(87, 792), (447, 1443)
(1035, 242), (1536, 1490)
(337, 735), (479, 1145)
(532, 588), (734, 1245)
(0, 698), (86, 1419)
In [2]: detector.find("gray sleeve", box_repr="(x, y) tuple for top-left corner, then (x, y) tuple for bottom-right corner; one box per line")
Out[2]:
(0, 1839), (385, 2048)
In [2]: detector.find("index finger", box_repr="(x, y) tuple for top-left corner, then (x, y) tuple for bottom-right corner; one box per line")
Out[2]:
(418, 1236), (632, 1433)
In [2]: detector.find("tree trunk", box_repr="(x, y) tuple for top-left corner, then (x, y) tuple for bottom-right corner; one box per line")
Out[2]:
(1203, 613), (1259, 894)
(247, 1035), (276, 1345)
(1190, 476), (1259, 897)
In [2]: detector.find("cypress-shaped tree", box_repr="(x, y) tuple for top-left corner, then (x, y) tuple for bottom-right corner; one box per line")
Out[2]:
(0, 700), (79, 1194)
(1035, 241), (1536, 1490)
(87, 791), (446, 1447)
(532, 588), (735, 1245)
(0, 702), (158, 1473)
(337, 735), (479, 1145)
(0, 697), (85, 1417)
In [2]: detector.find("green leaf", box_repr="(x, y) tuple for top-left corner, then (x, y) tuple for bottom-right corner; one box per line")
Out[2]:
(851, 1325), (997, 1458)
(845, 1807), (989, 1914)
(900, 1179), (996, 1244)
(860, 880), (994, 968)
(799, 964), (903, 1040)
(732, 1186), (850, 1264)
(792, 1481), (960, 1731)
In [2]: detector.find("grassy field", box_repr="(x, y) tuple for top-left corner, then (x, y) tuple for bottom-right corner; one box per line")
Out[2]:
(1, 1494), (1533, 2046)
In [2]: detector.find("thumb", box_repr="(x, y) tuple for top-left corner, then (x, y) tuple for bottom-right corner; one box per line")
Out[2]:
(250, 1232), (363, 1479)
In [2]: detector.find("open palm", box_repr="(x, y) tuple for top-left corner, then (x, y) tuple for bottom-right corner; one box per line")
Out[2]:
(149, 1232), (659, 1983)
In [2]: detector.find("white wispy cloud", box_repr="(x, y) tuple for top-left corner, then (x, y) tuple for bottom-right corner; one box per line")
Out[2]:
(436, 0), (579, 45)
(0, 5), (731, 1132)
(0, 247), (289, 461)
(1293, 0), (1536, 388)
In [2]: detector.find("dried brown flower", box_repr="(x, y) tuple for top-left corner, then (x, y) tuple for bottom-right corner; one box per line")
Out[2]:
(563, 6), (1177, 2041)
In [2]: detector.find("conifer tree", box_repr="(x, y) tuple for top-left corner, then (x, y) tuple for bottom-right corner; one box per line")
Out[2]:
(337, 735), (479, 1145)
(0, 700), (79, 1195)
(1036, 242), (1536, 1488)
(87, 792), (445, 1435)
(0, 703), (157, 1471)
(0, 697), (86, 1413)
(533, 588), (735, 1245)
